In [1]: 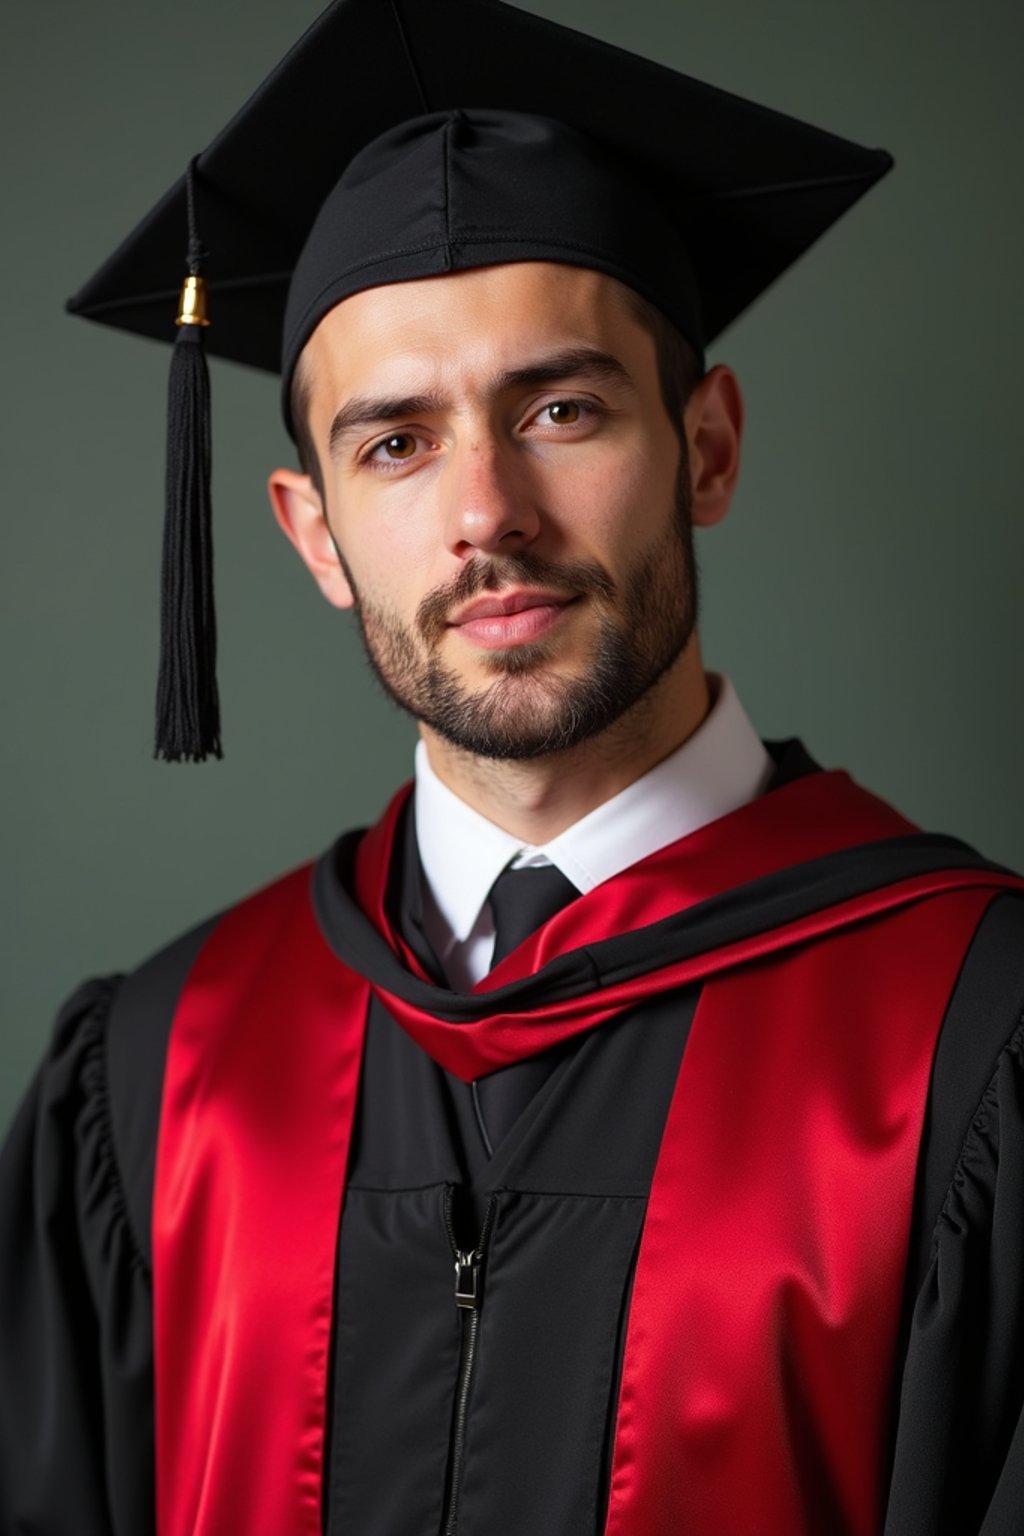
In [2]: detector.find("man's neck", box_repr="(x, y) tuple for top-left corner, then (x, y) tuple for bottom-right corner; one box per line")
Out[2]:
(419, 643), (711, 845)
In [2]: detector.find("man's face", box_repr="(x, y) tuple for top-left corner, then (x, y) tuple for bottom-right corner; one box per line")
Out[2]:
(295, 262), (699, 760)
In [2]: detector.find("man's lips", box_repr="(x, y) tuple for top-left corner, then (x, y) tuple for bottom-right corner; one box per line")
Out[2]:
(447, 589), (578, 648)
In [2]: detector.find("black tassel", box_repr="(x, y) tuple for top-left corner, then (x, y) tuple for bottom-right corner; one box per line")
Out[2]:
(155, 158), (221, 761)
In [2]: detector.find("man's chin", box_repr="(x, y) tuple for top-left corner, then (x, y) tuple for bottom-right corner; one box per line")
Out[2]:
(470, 643), (569, 681)
(424, 722), (584, 763)
(416, 674), (617, 762)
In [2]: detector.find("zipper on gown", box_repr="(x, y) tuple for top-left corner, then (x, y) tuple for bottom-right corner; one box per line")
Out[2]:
(441, 1185), (498, 1535)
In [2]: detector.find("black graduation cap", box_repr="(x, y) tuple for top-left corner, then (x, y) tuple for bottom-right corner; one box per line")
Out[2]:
(66, 0), (893, 763)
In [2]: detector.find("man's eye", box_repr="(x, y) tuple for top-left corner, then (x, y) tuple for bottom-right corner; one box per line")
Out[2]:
(543, 400), (582, 425)
(372, 433), (418, 461)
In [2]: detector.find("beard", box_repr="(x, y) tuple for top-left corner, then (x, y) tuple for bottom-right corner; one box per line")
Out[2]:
(346, 461), (699, 761)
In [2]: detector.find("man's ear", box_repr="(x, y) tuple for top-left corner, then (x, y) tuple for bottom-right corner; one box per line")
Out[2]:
(267, 468), (355, 610)
(682, 363), (744, 529)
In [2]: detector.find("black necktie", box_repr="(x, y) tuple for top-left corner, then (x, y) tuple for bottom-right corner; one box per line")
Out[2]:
(474, 863), (578, 1152)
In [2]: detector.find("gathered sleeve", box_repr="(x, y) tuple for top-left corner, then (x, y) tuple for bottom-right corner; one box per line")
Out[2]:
(0, 977), (156, 1536)
(886, 1019), (1024, 1535)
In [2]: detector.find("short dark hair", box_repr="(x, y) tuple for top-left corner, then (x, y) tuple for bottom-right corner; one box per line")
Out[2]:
(619, 286), (705, 444)
(288, 276), (704, 496)
(290, 350), (325, 501)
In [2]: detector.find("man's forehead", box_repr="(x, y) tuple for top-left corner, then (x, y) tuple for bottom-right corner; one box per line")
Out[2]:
(303, 261), (641, 396)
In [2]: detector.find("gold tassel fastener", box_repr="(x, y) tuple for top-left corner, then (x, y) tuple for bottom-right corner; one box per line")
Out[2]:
(176, 274), (210, 328)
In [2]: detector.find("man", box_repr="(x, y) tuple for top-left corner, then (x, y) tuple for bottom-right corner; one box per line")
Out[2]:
(1, 2), (1023, 1534)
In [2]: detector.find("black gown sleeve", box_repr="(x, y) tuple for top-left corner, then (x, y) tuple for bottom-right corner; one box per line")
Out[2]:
(0, 976), (156, 1536)
(886, 1017), (1024, 1534)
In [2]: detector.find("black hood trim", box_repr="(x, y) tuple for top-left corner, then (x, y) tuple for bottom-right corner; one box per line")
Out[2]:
(312, 746), (1007, 1026)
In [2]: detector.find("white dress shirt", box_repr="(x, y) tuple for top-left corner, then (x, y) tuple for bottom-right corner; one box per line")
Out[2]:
(414, 672), (774, 990)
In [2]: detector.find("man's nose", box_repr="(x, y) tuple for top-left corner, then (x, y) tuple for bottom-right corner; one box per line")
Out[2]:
(442, 435), (541, 559)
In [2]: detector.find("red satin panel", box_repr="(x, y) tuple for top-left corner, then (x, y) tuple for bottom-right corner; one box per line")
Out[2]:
(603, 888), (995, 1536)
(153, 865), (371, 1536)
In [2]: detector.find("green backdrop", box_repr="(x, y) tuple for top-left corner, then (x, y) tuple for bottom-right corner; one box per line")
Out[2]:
(2, 0), (1022, 1134)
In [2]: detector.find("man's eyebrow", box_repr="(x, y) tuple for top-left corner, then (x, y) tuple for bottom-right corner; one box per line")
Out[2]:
(327, 347), (636, 459)
(329, 390), (448, 458)
(492, 346), (637, 396)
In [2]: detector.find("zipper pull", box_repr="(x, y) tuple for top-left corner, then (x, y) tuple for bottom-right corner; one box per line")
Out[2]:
(453, 1250), (481, 1311)
(443, 1185), (499, 1312)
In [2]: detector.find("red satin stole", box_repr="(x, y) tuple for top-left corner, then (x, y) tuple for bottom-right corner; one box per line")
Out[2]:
(152, 771), (1022, 1536)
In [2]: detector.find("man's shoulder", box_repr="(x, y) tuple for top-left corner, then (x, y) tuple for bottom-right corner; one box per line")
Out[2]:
(903, 886), (1024, 1287)
(110, 854), (324, 1034)
(102, 853), (328, 1259)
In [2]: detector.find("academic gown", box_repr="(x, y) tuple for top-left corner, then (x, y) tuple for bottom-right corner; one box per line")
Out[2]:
(2, 738), (1023, 1536)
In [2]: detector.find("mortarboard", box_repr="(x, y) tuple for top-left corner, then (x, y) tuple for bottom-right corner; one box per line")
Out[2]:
(66, 0), (893, 762)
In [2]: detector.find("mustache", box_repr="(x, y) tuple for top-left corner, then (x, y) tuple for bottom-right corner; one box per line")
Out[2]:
(416, 552), (616, 646)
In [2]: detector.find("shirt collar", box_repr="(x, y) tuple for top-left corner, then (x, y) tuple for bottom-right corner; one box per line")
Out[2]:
(413, 671), (773, 952)
(414, 744), (524, 949)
